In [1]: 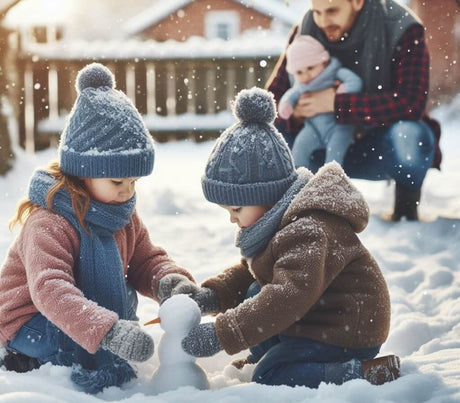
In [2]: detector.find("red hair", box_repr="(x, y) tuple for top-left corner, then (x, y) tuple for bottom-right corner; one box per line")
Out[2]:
(9, 161), (91, 231)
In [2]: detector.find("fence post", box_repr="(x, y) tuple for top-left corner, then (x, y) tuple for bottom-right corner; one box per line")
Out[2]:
(48, 62), (58, 121)
(226, 63), (236, 108)
(245, 63), (256, 88)
(166, 62), (176, 115)
(206, 63), (216, 114)
(126, 63), (136, 105)
(146, 61), (156, 114)
(23, 62), (34, 153)
(186, 62), (196, 114)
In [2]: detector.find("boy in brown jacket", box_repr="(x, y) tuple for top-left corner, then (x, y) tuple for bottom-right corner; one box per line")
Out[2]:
(158, 88), (400, 388)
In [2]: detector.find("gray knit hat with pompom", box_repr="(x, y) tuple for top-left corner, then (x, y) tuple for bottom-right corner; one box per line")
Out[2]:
(58, 62), (154, 178)
(202, 87), (298, 206)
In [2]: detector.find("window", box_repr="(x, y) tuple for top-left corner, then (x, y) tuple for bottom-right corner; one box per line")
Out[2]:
(216, 22), (230, 40)
(205, 11), (240, 40)
(32, 26), (47, 43)
(30, 25), (63, 43)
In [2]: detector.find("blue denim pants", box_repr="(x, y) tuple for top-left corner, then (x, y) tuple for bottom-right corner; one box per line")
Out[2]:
(291, 115), (355, 168)
(6, 284), (138, 366)
(245, 282), (380, 388)
(285, 120), (435, 191)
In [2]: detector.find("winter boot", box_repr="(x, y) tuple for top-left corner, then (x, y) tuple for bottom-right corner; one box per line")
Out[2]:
(361, 355), (401, 385)
(391, 184), (421, 221)
(1, 350), (41, 373)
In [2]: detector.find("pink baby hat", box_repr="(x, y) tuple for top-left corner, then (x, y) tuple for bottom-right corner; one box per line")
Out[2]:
(286, 35), (330, 74)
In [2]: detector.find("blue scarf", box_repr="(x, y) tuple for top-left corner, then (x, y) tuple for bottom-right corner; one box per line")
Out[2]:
(236, 168), (311, 258)
(28, 170), (137, 394)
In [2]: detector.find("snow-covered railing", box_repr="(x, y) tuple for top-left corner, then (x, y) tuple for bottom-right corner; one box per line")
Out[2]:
(16, 35), (285, 151)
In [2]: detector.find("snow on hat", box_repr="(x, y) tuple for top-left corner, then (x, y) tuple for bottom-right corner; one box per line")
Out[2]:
(201, 87), (298, 206)
(58, 62), (155, 178)
(286, 35), (330, 74)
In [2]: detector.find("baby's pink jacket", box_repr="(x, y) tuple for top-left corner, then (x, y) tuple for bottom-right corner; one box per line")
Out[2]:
(0, 208), (193, 354)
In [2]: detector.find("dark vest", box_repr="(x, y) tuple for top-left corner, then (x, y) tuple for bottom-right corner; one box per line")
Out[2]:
(300, 0), (421, 93)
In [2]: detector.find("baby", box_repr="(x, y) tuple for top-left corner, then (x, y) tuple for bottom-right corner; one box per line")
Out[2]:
(279, 35), (362, 169)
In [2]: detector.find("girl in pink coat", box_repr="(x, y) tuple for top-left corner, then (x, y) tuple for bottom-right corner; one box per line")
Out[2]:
(0, 63), (193, 393)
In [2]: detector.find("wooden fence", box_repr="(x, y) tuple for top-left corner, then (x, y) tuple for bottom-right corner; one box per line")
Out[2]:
(15, 53), (279, 152)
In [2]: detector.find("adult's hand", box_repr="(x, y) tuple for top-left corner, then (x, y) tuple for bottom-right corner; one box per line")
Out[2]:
(292, 87), (336, 119)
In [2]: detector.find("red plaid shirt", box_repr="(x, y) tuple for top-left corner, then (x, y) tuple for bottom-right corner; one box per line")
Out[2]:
(267, 24), (442, 168)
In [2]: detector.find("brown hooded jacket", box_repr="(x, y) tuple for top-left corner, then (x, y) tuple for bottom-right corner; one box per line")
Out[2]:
(202, 163), (391, 355)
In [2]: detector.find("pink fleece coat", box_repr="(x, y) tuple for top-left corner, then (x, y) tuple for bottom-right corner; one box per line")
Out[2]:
(0, 208), (193, 354)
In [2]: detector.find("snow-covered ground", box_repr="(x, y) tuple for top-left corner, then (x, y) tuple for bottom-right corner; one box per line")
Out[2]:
(0, 97), (459, 402)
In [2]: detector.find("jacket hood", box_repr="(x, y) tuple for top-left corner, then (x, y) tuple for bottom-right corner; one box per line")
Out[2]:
(282, 162), (369, 233)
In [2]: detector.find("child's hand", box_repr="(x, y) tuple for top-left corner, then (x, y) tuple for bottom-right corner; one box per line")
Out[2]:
(278, 102), (294, 119)
(100, 320), (154, 362)
(158, 274), (220, 314)
(158, 274), (199, 302)
(336, 83), (347, 94)
(193, 287), (220, 314)
(181, 322), (222, 357)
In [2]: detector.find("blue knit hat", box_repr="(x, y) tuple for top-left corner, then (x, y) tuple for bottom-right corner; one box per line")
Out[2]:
(58, 63), (154, 178)
(202, 87), (298, 206)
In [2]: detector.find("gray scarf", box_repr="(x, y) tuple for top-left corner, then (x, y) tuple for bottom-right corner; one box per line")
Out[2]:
(301, 0), (419, 93)
(236, 168), (311, 258)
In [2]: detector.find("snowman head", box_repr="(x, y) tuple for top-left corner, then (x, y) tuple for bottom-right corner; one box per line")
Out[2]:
(157, 294), (201, 334)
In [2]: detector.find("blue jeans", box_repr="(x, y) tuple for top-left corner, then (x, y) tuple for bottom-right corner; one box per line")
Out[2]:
(286, 120), (435, 191)
(7, 284), (138, 366)
(245, 282), (380, 388)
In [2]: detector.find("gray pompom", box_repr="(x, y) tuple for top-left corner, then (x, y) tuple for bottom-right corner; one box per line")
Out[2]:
(76, 63), (115, 93)
(233, 87), (276, 124)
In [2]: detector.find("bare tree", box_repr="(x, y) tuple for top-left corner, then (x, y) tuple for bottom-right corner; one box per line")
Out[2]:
(0, 0), (21, 175)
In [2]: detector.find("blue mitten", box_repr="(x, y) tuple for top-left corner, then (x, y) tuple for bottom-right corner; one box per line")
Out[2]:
(182, 322), (222, 357)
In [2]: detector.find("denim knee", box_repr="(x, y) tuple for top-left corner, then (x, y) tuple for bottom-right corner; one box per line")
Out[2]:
(385, 120), (435, 188)
(386, 121), (434, 165)
(7, 314), (55, 359)
(252, 342), (379, 387)
(7, 313), (77, 365)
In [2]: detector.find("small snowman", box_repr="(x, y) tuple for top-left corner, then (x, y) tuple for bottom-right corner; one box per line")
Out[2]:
(145, 294), (210, 393)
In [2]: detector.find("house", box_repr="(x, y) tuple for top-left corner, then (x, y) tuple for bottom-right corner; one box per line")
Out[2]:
(5, 0), (300, 151)
(123, 0), (299, 42)
(2, 0), (71, 45)
(3, 0), (161, 44)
